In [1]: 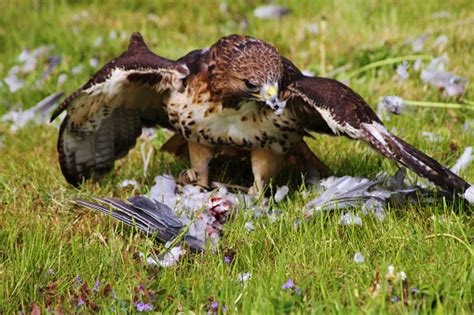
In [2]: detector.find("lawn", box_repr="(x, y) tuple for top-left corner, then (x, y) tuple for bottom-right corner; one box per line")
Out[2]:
(0, 0), (473, 313)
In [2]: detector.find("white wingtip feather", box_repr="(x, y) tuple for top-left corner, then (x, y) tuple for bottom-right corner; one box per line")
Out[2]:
(463, 185), (474, 204)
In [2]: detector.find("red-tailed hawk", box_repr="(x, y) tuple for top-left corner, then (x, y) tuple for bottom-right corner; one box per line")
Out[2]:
(51, 33), (471, 195)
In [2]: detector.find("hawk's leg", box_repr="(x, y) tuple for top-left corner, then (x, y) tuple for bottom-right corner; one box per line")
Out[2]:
(287, 141), (331, 180)
(249, 148), (284, 195)
(188, 141), (215, 188)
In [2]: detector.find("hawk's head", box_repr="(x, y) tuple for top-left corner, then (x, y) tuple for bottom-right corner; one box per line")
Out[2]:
(208, 35), (285, 113)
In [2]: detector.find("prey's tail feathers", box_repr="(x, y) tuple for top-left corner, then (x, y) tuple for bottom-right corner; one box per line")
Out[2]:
(360, 122), (471, 194)
(74, 196), (204, 251)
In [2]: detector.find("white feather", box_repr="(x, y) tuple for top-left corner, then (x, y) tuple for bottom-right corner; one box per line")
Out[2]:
(361, 122), (388, 146)
(85, 68), (128, 97)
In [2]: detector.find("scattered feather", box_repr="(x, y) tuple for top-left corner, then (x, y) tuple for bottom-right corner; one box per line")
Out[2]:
(362, 198), (386, 222)
(4, 74), (24, 93)
(304, 168), (452, 218)
(117, 179), (140, 189)
(139, 128), (157, 141)
(219, 2), (228, 14)
(432, 11), (450, 19)
(254, 5), (291, 19)
(396, 61), (410, 81)
(430, 215), (455, 226)
(1, 92), (63, 133)
(407, 34), (428, 52)
(244, 221), (255, 231)
(274, 185), (289, 202)
(93, 36), (104, 48)
(57, 73), (68, 88)
(305, 22), (319, 34)
(421, 56), (467, 98)
(72, 10), (90, 22)
(338, 212), (363, 225)
(462, 120), (473, 134)
(89, 58), (99, 67)
(4, 45), (59, 92)
(109, 31), (118, 40)
(450, 147), (472, 175)
(139, 247), (185, 268)
(413, 58), (424, 72)
(17, 46), (51, 73)
(158, 246), (185, 267)
(433, 35), (448, 48)
(140, 143), (153, 177)
(353, 252), (365, 263)
(237, 272), (252, 283)
(40, 55), (61, 82)
(71, 64), (84, 75)
(77, 156), (471, 260)
(420, 131), (443, 143)
(379, 96), (405, 115)
(384, 168), (406, 190)
(386, 265), (407, 282)
(149, 175), (177, 209)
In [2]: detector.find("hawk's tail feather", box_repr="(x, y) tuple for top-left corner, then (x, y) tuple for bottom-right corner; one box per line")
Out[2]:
(74, 196), (204, 252)
(360, 122), (471, 193)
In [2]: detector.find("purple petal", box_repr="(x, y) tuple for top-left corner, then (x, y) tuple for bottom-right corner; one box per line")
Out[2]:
(294, 287), (302, 296)
(135, 302), (153, 312)
(281, 278), (294, 289)
(75, 275), (83, 285)
(77, 298), (85, 307)
(390, 296), (400, 303)
(93, 280), (101, 292)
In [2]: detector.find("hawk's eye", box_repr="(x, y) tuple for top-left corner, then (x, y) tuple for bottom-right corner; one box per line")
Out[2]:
(243, 79), (259, 91)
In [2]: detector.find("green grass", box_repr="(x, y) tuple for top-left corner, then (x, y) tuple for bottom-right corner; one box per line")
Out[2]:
(1, 0), (473, 313)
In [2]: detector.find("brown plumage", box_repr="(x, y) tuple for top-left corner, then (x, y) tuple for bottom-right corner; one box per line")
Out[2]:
(51, 32), (471, 195)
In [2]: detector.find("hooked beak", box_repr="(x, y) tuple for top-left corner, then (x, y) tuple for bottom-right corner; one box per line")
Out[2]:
(253, 82), (287, 115)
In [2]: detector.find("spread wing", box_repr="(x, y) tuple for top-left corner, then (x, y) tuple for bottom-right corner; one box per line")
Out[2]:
(284, 74), (470, 193)
(51, 33), (190, 186)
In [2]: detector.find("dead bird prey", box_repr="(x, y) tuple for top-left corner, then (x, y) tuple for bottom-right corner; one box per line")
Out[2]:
(50, 33), (472, 197)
